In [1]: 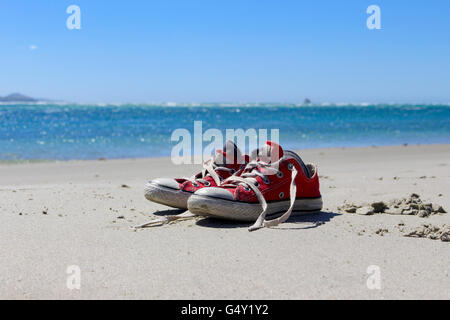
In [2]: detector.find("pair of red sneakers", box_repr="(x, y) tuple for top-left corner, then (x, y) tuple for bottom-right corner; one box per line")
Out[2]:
(145, 141), (322, 231)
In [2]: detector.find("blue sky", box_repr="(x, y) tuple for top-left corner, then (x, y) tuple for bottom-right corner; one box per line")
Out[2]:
(1, 0), (449, 103)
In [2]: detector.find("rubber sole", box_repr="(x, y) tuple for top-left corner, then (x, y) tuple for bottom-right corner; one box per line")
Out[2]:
(187, 194), (323, 222)
(144, 182), (192, 209)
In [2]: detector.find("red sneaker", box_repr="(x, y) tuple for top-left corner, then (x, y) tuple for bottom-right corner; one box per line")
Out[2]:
(187, 141), (322, 231)
(145, 141), (249, 209)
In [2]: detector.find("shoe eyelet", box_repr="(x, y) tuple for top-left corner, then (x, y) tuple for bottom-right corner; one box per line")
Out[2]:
(243, 186), (250, 191)
(193, 182), (199, 187)
(288, 163), (294, 170)
(263, 178), (270, 184)
(204, 181), (211, 187)
(254, 182), (260, 188)
(279, 192), (284, 199)
(277, 172), (284, 178)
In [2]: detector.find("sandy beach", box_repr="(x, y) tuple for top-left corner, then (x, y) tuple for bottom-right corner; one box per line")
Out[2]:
(0, 144), (449, 300)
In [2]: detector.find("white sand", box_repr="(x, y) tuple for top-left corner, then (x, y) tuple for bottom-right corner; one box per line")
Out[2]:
(0, 145), (449, 299)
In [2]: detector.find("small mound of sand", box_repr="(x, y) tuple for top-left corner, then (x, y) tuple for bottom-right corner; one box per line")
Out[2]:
(338, 193), (446, 217)
(404, 224), (450, 242)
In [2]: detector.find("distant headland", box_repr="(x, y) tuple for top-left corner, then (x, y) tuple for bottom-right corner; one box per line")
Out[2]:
(0, 93), (39, 102)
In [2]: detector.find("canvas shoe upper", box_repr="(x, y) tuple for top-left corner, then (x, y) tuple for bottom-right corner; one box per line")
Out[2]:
(187, 141), (322, 230)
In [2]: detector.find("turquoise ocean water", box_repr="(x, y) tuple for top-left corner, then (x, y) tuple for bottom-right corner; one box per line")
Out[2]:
(0, 104), (449, 161)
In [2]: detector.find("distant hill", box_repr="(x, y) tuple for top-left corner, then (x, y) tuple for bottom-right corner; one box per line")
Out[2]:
(0, 93), (38, 102)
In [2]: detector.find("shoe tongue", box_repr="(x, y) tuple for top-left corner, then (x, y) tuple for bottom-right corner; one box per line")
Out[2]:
(214, 140), (242, 166)
(251, 141), (284, 163)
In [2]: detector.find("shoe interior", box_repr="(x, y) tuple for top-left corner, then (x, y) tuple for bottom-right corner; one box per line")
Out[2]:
(306, 163), (316, 178)
(284, 150), (312, 178)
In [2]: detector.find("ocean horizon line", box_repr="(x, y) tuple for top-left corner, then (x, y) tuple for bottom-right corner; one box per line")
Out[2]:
(1, 101), (450, 108)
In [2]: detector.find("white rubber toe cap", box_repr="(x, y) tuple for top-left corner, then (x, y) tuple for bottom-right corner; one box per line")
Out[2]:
(149, 178), (180, 190)
(194, 187), (234, 200)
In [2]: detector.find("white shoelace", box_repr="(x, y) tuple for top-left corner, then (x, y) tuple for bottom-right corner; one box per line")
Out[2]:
(223, 157), (298, 231)
(188, 158), (235, 187)
(131, 211), (196, 230)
